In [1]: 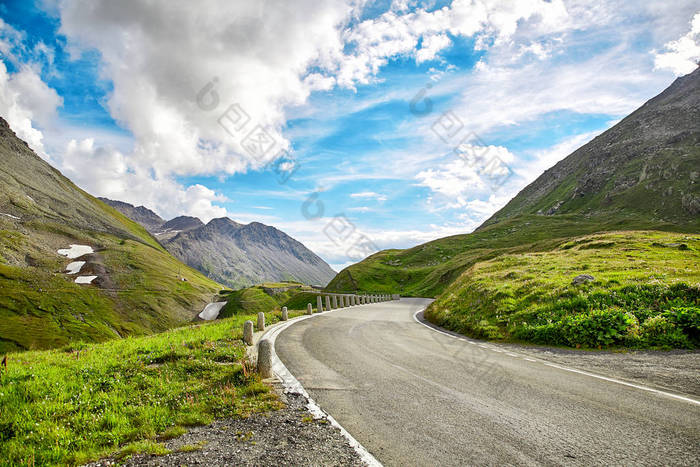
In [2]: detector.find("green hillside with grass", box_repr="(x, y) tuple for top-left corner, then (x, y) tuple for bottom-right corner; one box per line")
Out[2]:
(217, 282), (326, 319)
(425, 231), (699, 349)
(0, 118), (222, 352)
(0, 311), (300, 466)
(326, 69), (700, 350)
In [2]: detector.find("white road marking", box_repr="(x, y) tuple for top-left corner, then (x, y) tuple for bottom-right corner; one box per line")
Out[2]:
(523, 358), (537, 362)
(263, 308), (383, 467)
(542, 362), (700, 406)
(412, 310), (700, 406)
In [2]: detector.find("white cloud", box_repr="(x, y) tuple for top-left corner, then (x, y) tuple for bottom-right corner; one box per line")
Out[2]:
(515, 130), (602, 185)
(416, 33), (451, 64)
(0, 19), (62, 159)
(653, 12), (700, 76)
(350, 191), (387, 201)
(336, 0), (570, 86)
(348, 206), (373, 212)
(60, 138), (228, 222)
(414, 144), (516, 209)
(0, 62), (62, 159)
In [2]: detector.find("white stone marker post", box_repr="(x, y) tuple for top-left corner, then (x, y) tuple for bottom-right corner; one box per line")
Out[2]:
(307, 303), (313, 315)
(317, 295), (323, 313)
(243, 320), (254, 346)
(332, 295), (338, 308)
(257, 312), (265, 331)
(258, 340), (272, 378)
(325, 295), (331, 311)
(281, 306), (288, 321)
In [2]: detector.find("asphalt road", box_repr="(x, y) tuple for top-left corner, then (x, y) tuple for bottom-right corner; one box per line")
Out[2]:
(275, 298), (700, 466)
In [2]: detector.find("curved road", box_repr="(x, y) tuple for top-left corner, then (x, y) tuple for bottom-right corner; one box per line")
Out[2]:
(275, 298), (700, 466)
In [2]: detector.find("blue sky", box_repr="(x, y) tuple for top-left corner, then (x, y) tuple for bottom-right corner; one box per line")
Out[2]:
(1, 0), (699, 270)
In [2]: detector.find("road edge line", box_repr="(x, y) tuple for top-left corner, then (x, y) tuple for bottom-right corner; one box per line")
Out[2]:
(262, 308), (383, 467)
(412, 310), (700, 407)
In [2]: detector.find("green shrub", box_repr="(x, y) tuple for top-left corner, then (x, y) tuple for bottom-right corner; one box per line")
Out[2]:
(663, 306), (700, 344)
(514, 323), (567, 346)
(560, 308), (634, 347)
(641, 315), (692, 349)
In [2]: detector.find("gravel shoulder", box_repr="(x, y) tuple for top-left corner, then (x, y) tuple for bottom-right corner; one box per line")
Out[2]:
(507, 344), (700, 397)
(87, 387), (363, 466)
(419, 311), (700, 397)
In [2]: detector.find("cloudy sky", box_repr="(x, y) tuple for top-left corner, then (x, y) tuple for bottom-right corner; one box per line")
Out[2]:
(1, 1), (699, 270)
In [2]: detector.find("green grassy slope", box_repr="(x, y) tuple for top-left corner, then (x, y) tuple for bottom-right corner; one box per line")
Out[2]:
(0, 314), (285, 466)
(327, 213), (692, 298)
(0, 118), (222, 352)
(425, 231), (699, 349)
(217, 283), (325, 318)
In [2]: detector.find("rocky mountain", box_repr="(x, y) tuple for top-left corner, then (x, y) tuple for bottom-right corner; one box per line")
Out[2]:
(98, 197), (165, 231)
(161, 216), (204, 233)
(480, 66), (700, 228)
(326, 66), (700, 297)
(101, 200), (336, 289)
(0, 117), (221, 352)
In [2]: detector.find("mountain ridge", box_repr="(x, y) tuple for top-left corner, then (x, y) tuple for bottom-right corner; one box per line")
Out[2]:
(479, 66), (700, 229)
(100, 199), (337, 289)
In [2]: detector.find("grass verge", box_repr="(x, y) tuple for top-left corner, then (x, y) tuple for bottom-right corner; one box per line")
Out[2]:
(0, 312), (289, 465)
(425, 231), (699, 349)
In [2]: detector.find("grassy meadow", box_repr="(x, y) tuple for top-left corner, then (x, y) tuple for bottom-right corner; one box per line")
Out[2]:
(0, 309), (302, 466)
(425, 231), (700, 349)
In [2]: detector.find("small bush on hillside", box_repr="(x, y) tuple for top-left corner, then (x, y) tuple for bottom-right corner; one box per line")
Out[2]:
(640, 314), (692, 349)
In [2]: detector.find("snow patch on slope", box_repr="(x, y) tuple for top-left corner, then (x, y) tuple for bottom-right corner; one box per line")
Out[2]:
(199, 301), (227, 320)
(57, 244), (94, 259)
(65, 261), (86, 274)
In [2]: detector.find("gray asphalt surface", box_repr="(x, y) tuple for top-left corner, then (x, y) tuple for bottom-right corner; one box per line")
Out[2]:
(275, 298), (700, 466)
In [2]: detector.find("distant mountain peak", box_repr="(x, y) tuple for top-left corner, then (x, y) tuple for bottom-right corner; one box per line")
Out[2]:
(161, 215), (203, 233)
(101, 206), (335, 288)
(98, 198), (164, 232)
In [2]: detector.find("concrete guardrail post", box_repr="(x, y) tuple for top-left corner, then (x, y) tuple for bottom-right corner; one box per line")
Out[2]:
(257, 312), (265, 331)
(332, 295), (338, 309)
(281, 306), (288, 321)
(258, 339), (272, 378)
(325, 295), (331, 311)
(307, 303), (313, 315)
(243, 320), (254, 346)
(343, 295), (348, 307)
(317, 295), (323, 312)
